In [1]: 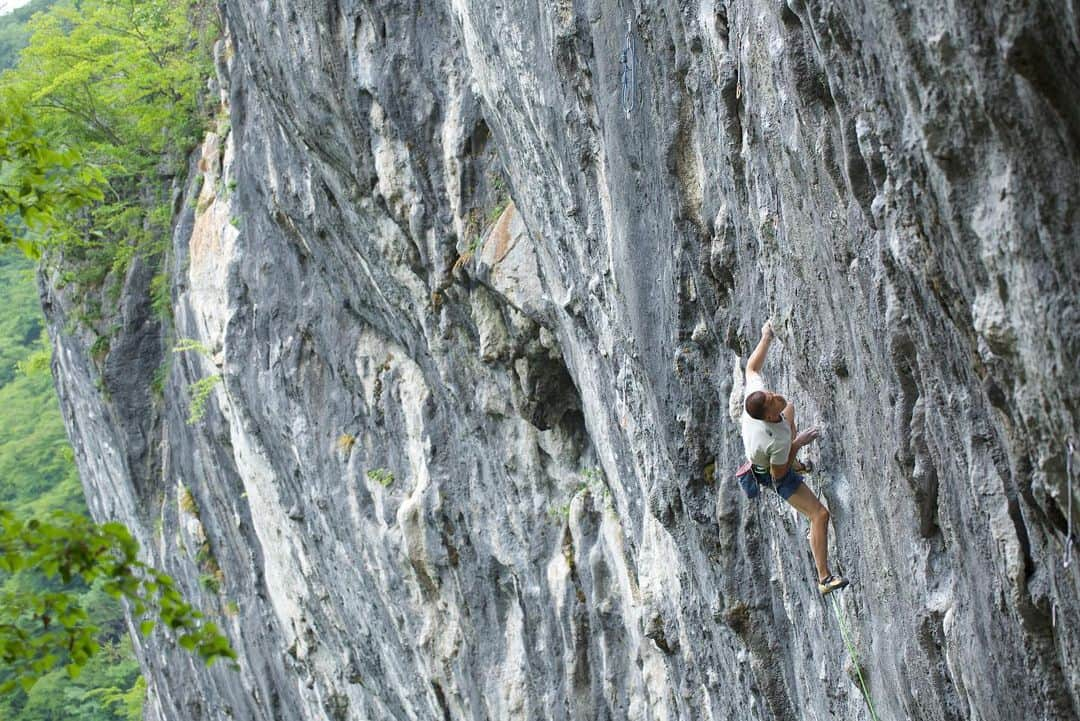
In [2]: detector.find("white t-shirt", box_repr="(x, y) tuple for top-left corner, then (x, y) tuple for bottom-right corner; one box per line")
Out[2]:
(740, 373), (791, 470)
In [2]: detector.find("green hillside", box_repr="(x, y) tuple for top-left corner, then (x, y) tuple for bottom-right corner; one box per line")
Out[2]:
(0, 0), (56, 70)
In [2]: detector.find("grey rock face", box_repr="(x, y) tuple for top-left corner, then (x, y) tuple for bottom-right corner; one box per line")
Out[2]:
(42, 1), (1079, 719)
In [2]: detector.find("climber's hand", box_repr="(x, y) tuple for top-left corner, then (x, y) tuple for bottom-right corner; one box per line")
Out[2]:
(761, 319), (774, 340)
(794, 427), (820, 448)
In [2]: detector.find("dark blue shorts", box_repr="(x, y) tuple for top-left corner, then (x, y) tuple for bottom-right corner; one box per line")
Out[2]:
(751, 466), (804, 500)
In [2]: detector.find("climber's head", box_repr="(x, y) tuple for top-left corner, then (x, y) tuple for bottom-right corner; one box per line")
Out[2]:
(745, 389), (786, 422)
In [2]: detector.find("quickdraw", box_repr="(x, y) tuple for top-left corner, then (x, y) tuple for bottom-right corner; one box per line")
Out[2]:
(620, 17), (638, 115)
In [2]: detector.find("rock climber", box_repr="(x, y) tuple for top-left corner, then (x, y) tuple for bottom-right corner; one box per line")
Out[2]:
(741, 319), (848, 595)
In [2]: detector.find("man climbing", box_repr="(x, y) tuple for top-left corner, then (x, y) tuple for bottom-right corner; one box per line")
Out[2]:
(741, 320), (849, 595)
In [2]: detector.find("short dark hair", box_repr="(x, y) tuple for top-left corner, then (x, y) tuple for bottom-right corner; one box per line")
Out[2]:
(745, 390), (767, 420)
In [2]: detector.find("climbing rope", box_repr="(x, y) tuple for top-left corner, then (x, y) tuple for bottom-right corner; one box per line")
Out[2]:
(1066, 437), (1075, 569)
(620, 17), (638, 115)
(831, 596), (881, 721)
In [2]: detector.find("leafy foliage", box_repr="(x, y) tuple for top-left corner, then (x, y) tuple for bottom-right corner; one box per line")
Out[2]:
(547, 468), (613, 524)
(366, 468), (394, 487)
(1, 0), (217, 278)
(149, 269), (171, 320)
(0, 102), (105, 257)
(3, 636), (143, 721)
(0, 254), (42, 384)
(546, 502), (570, 524)
(173, 337), (211, 356)
(0, 508), (236, 693)
(186, 374), (221, 425)
(177, 486), (198, 517)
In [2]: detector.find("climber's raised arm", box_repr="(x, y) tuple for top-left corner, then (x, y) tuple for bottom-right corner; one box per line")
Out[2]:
(746, 320), (774, 378)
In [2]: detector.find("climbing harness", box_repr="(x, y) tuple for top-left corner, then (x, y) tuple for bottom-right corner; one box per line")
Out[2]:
(831, 596), (881, 721)
(1066, 437), (1075, 569)
(620, 17), (639, 115)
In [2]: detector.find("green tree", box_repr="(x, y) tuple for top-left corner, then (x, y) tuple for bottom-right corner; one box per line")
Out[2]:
(0, 507), (236, 694)
(1, 0), (216, 271)
(8, 636), (142, 721)
(0, 103), (105, 257)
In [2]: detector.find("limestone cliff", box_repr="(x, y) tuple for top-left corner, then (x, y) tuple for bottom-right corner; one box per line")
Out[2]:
(41, 1), (1080, 719)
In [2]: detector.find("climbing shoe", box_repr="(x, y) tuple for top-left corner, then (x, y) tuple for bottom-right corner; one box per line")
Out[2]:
(818, 574), (849, 595)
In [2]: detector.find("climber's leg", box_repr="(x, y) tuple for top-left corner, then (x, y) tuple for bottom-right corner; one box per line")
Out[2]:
(785, 482), (832, 582)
